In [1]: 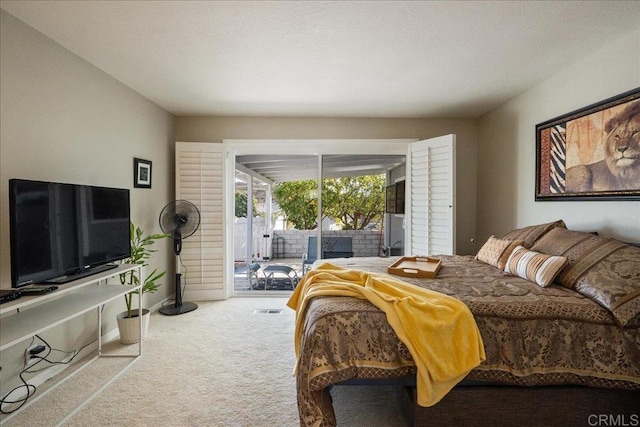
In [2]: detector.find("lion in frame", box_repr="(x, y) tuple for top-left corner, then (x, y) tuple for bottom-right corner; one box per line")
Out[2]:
(566, 100), (640, 192)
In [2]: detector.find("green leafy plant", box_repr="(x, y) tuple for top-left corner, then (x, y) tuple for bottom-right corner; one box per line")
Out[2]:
(273, 180), (320, 229)
(273, 174), (385, 230)
(119, 222), (169, 318)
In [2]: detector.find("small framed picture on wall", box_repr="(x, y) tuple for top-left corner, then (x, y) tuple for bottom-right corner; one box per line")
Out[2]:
(134, 158), (152, 189)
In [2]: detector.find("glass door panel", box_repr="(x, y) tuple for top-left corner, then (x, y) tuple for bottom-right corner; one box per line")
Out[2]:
(251, 176), (269, 262)
(321, 155), (398, 261)
(234, 155), (318, 291)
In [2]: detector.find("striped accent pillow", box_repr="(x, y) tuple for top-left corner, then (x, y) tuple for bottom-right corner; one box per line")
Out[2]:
(504, 246), (568, 287)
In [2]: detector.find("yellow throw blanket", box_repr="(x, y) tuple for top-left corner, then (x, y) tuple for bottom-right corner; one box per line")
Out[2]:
(287, 262), (486, 407)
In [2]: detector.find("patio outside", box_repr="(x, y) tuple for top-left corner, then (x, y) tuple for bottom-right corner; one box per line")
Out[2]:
(233, 155), (406, 293)
(234, 258), (303, 292)
(233, 229), (388, 292)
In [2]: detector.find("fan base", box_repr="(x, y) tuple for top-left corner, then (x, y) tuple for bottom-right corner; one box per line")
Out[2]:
(159, 302), (198, 316)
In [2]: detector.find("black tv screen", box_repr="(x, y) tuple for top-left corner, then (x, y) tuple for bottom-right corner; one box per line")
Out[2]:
(9, 179), (131, 287)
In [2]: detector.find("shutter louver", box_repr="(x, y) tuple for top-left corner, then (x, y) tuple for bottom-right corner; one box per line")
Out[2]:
(409, 135), (456, 256)
(176, 143), (225, 299)
(428, 144), (454, 255)
(410, 145), (430, 256)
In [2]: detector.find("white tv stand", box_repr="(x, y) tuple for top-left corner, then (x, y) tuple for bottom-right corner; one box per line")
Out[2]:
(0, 263), (142, 422)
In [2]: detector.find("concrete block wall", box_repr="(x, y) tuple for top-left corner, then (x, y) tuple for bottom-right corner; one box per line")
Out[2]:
(272, 230), (383, 258)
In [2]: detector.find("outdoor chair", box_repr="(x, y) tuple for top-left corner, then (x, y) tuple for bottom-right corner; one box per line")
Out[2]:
(262, 265), (298, 290)
(302, 237), (319, 275)
(235, 262), (261, 290)
(302, 236), (353, 275)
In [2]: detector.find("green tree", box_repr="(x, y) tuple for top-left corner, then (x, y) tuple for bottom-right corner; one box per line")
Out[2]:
(235, 190), (258, 218)
(322, 175), (385, 230)
(273, 180), (319, 229)
(273, 175), (385, 230)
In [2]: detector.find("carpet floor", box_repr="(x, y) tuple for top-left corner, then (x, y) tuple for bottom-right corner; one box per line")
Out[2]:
(3, 297), (408, 426)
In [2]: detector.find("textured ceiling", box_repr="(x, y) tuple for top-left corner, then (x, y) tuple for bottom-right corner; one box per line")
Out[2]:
(1, 1), (638, 118)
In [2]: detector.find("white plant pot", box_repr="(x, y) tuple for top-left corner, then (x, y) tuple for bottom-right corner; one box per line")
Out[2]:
(116, 308), (150, 344)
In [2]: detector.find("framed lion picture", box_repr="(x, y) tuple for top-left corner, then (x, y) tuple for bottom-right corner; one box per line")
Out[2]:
(535, 87), (640, 201)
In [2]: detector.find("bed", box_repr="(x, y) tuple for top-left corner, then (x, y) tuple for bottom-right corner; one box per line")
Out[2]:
(289, 221), (640, 426)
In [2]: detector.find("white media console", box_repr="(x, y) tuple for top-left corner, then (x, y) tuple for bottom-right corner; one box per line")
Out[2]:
(0, 263), (142, 422)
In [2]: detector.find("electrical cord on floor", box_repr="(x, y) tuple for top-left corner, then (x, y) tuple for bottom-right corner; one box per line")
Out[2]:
(25, 335), (95, 373)
(1, 336), (43, 414)
(0, 364), (37, 414)
(0, 335), (95, 414)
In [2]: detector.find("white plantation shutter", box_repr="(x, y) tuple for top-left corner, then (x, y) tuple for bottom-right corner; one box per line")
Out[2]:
(175, 142), (226, 300)
(406, 135), (456, 256)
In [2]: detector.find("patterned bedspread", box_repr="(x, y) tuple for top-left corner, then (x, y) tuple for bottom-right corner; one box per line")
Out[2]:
(295, 256), (640, 427)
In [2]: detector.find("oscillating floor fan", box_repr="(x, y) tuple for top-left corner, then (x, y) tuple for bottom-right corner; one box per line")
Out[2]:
(158, 200), (201, 316)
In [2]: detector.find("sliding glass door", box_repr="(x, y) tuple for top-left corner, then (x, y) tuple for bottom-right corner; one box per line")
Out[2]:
(225, 139), (417, 296)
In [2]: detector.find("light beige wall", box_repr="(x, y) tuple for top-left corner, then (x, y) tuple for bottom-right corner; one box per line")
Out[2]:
(176, 116), (479, 254)
(477, 29), (640, 244)
(0, 10), (175, 394)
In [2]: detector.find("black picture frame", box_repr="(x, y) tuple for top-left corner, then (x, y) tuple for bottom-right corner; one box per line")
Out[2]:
(134, 158), (152, 189)
(535, 87), (640, 201)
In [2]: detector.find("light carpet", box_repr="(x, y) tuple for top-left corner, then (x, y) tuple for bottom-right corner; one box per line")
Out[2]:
(3, 297), (408, 426)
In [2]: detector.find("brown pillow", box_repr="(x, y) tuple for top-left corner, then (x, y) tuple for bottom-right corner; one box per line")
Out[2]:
(500, 220), (566, 248)
(573, 245), (640, 328)
(530, 228), (626, 288)
(475, 236), (524, 270)
(532, 228), (640, 327)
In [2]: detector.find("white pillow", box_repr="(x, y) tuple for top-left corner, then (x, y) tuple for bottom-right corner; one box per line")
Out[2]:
(504, 246), (568, 287)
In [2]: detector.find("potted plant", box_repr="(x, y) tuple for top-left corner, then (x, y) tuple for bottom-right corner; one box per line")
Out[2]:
(116, 222), (168, 344)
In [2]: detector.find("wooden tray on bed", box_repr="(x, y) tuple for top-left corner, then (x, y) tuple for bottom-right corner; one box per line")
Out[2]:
(387, 256), (442, 279)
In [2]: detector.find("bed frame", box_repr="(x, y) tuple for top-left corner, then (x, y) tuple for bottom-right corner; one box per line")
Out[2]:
(337, 377), (640, 426)
(410, 385), (639, 426)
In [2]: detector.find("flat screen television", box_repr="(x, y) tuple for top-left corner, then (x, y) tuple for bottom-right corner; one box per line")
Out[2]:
(9, 179), (131, 287)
